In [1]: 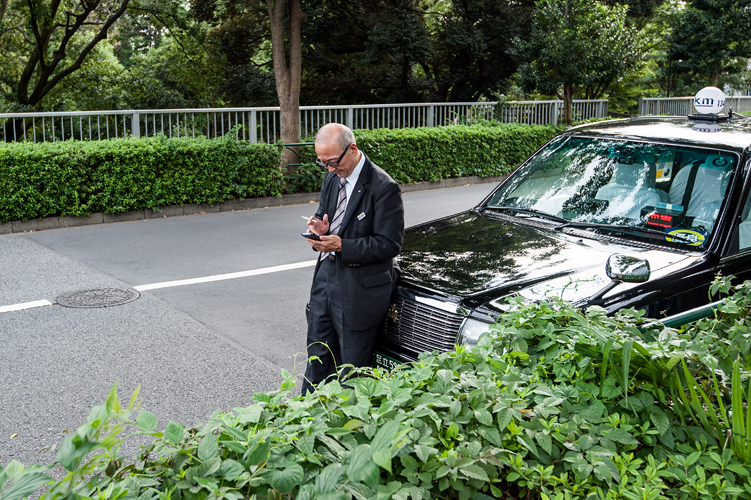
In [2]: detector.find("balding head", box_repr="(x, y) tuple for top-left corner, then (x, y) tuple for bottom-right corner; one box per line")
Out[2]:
(315, 123), (356, 151)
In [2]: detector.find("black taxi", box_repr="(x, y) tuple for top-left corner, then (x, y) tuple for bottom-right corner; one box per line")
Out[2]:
(373, 88), (751, 369)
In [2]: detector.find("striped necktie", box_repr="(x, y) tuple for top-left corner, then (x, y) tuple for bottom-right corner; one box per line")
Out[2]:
(322, 176), (347, 260)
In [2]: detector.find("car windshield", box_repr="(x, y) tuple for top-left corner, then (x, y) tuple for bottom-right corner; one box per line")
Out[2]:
(485, 136), (737, 248)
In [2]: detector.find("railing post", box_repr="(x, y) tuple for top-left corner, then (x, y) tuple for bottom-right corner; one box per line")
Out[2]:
(249, 110), (257, 144)
(132, 112), (140, 138)
(347, 107), (353, 129)
(551, 102), (558, 126)
(428, 105), (434, 127)
(637, 98), (644, 116)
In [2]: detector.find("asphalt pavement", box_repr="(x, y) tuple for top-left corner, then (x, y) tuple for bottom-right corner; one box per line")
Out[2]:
(0, 181), (498, 467)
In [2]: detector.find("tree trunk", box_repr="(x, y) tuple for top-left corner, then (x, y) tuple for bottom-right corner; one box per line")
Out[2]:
(267, 0), (304, 170)
(564, 83), (573, 126)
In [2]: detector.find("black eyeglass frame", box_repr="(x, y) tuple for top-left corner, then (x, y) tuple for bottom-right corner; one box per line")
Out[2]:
(315, 144), (352, 168)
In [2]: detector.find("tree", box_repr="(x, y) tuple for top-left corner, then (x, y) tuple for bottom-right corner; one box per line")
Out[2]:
(0, 0), (130, 114)
(666, 0), (751, 90)
(518, 0), (646, 125)
(266, 0), (304, 163)
(426, 0), (534, 102)
(300, 0), (532, 104)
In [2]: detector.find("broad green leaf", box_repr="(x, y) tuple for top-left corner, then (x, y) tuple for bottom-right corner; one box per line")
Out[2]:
(247, 440), (270, 466)
(136, 411), (158, 431)
(236, 405), (263, 425)
(219, 440), (247, 454)
(0, 471), (55, 500)
(535, 433), (553, 455)
(197, 434), (219, 461)
(87, 404), (108, 426)
(347, 445), (380, 487)
(164, 421), (185, 445)
(479, 426), (502, 447)
(266, 464), (304, 493)
(4, 461), (22, 480)
(650, 407), (671, 436)
(56, 433), (101, 472)
(474, 409), (493, 426)
(198, 457), (221, 477)
(315, 464), (345, 495)
(105, 383), (121, 414)
(194, 476), (218, 491)
(371, 421), (401, 473)
(496, 408), (513, 430)
(459, 463), (489, 481)
(600, 377), (621, 399)
(578, 435), (596, 451)
(604, 428), (638, 446)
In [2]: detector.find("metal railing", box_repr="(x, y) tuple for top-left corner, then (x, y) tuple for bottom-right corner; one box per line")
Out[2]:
(0, 99), (609, 143)
(498, 99), (608, 126)
(638, 96), (751, 116)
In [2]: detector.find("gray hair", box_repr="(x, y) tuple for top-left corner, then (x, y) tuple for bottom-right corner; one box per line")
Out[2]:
(315, 123), (356, 150)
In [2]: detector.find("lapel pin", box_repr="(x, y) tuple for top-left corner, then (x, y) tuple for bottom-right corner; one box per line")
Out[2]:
(357, 212), (366, 220)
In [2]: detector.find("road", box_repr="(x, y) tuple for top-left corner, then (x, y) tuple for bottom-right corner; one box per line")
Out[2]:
(0, 181), (497, 467)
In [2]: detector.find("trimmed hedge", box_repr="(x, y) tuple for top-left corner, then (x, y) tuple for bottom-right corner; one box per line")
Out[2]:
(283, 123), (564, 193)
(0, 135), (285, 224)
(356, 123), (564, 183)
(0, 123), (563, 224)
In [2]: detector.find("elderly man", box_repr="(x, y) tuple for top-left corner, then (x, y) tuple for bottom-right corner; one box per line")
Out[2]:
(302, 123), (404, 395)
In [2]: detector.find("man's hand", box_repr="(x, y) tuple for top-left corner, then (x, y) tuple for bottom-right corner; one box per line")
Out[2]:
(308, 234), (342, 253)
(307, 214), (330, 235)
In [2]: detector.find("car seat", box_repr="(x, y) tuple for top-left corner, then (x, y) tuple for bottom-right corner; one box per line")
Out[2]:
(668, 156), (732, 232)
(595, 155), (668, 219)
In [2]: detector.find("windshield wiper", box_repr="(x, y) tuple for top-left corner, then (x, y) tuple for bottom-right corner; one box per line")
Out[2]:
(482, 205), (569, 224)
(555, 221), (694, 245)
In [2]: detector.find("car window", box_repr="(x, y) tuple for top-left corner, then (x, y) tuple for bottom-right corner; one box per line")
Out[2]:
(486, 136), (737, 248)
(732, 186), (751, 252)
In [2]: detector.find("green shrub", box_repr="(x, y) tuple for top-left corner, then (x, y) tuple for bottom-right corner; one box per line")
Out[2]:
(286, 123), (563, 186)
(355, 124), (563, 183)
(5, 278), (751, 500)
(0, 135), (284, 224)
(1, 123), (562, 223)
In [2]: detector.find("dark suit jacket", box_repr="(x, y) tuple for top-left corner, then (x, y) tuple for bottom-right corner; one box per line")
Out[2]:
(312, 154), (404, 331)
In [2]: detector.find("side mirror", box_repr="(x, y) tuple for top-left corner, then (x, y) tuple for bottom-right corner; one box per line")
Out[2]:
(582, 254), (651, 309)
(606, 254), (651, 283)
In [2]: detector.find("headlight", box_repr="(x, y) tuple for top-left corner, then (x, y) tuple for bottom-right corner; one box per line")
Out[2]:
(458, 318), (493, 348)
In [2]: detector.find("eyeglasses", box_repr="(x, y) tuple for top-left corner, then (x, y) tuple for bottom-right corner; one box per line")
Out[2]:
(316, 144), (351, 168)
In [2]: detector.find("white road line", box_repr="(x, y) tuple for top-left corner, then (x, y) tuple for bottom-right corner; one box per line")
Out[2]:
(134, 259), (318, 291)
(0, 299), (53, 314)
(0, 260), (317, 315)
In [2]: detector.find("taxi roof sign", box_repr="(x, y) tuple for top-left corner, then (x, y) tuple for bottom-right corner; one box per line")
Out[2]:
(694, 86), (726, 114)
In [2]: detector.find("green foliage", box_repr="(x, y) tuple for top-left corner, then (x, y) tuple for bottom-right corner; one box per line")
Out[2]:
(0, 134), (284, 223)
(517, 0), (646, 122)
(8, 279), (751, 499)
(354, 124), (563, 184)
(667, 0), (751, 89)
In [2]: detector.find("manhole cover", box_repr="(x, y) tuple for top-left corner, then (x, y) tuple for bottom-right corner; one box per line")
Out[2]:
(56, 288), (140, 308)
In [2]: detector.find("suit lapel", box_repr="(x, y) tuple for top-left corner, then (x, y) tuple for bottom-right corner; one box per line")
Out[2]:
(339, 158), (372, 234)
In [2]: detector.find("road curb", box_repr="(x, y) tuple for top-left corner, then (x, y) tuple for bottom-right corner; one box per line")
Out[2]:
(0, 175), (506, 234)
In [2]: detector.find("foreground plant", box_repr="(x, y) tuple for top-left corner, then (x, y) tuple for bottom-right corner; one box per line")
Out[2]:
(4, 278), (751, 500)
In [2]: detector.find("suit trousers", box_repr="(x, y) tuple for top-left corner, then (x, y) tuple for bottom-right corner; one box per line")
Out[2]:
(301, 257), (378, 395)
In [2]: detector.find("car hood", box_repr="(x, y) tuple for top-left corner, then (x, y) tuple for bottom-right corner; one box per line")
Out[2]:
(397, 210), (700, 310)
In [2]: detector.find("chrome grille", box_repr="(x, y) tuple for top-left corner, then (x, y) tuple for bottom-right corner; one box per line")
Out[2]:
(379, 296), (464, 355)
